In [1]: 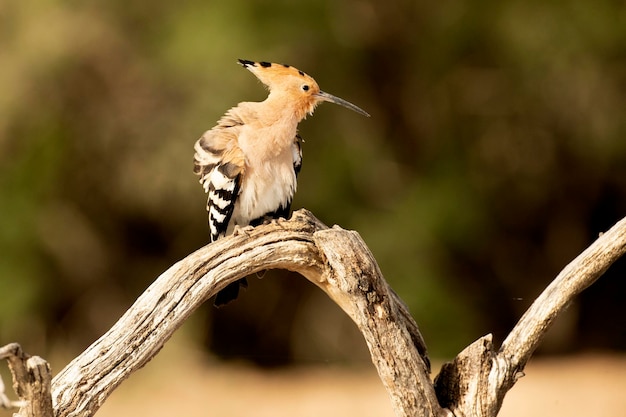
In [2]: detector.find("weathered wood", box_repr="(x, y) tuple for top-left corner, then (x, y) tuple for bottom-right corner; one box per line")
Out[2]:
(50, 209), (435, 417)
(0, 343), (53, 417)
(313, 228), (441, 417)
(2, 210), (625, 417)
(434, 215), (626, 416)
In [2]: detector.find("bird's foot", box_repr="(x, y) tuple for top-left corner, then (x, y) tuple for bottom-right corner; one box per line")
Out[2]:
(233, 224), (255, 237)
(263, 217), (279, 225)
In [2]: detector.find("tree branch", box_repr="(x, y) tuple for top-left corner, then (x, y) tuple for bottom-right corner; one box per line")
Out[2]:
(0, 343), (53, 417)
(3, 210), (624, 417)
(434, 216), (626, 416)
(501, 216), (626, 372)
(50, 209), (436, 417)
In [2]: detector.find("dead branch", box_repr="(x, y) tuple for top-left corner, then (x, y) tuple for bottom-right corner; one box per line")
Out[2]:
(434, 215), (626, 416)
(0, 343), (53, 417)
(2, 210), (625, 417)
(50, 209), (436, 417)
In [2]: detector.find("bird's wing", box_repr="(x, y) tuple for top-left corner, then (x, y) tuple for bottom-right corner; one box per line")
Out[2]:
(194, 126), (245, 242)
(293, 133), (303, 177)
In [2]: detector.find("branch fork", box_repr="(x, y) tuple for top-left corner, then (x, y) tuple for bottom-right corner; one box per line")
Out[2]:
(2, 210), (625, 417)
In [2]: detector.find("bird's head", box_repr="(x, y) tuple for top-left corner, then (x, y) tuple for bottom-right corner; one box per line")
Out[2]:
(238, 59), (370, 119)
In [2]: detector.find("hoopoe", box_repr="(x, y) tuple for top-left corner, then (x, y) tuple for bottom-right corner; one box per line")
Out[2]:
(194, 59), (369, 306)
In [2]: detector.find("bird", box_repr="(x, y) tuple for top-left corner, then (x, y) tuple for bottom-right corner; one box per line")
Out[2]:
(193, 59), (369, 306)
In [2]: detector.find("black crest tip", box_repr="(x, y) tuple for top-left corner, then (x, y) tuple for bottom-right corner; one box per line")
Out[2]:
(238, 59), (256, 68)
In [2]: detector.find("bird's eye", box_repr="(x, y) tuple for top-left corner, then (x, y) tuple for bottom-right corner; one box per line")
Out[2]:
(301, 85), (310, 92)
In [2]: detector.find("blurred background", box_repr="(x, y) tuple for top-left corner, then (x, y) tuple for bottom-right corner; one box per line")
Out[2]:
(1, 0), (625, 374)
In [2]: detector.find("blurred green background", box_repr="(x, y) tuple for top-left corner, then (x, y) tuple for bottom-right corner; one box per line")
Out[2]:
(1, 0), (625, 366)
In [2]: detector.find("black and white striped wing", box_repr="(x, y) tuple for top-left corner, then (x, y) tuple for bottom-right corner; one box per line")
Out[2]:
(193, 132), (244, 242)
(206, 164), (241, 241)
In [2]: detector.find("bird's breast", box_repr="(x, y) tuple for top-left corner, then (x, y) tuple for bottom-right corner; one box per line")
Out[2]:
(232, 124), (299, 225)
(233, 149), (297, 225)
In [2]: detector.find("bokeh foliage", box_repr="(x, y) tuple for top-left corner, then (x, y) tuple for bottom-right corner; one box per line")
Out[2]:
(1, 0), (625, 362)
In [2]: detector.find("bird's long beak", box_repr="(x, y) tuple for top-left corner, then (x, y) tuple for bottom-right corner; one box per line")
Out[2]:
(316, 91), (370, 117)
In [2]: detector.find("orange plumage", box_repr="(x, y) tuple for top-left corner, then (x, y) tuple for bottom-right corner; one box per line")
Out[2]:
(193, 59), (368, 306)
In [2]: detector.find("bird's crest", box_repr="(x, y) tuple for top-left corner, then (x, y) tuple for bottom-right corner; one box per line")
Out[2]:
(238, 59), (318, 92)
(238, 59), (370, 118)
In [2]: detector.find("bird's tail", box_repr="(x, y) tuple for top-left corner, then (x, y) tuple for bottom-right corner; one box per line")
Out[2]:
(214, 278), (248, 307)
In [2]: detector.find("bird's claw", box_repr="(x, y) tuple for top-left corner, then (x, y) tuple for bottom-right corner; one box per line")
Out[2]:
(233, 224), (255, 237)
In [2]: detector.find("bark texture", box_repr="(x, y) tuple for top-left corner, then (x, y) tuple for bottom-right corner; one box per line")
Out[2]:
(1, 210), (625, 417)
